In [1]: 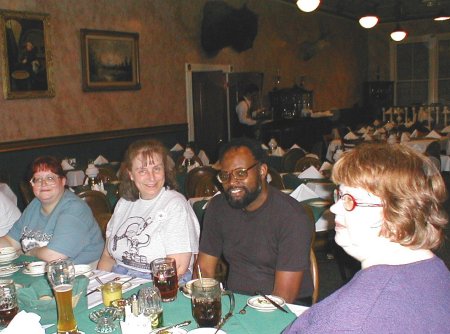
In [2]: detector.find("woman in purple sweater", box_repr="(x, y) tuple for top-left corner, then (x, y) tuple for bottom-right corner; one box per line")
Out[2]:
(284, 142), (450, 333)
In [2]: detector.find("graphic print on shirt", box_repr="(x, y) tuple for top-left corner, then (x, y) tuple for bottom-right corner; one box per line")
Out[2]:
(112, 215), (154, 270)
(21, 226), (52, 252)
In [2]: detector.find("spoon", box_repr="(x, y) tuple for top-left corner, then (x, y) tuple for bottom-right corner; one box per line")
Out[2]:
(239, 304), (249, 314)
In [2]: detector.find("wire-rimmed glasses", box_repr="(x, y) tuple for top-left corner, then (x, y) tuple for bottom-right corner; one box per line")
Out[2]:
(29, 175), (60, 187)
(216, 162), (259, 184)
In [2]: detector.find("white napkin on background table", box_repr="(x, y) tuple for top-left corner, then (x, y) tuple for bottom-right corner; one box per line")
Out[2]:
(271, 147), (285, 156)
(426, 130), (442, 139)
(298, 166), (324, 179)
(94, 155), (109, 165)
(441, 125), (450, 134)
(261, 143), (269, 150)
(319, 161), (332, 171)
(410, 129), (419, 138)
(2, 310), (45, 334)
(290, 184), (318, 202)
(198, 150), (210, 165)
(401, 132), (411, 142)
(61, 159), (74, 171)
(170, 143), (184, 151)
(343, 132), (358, 140)
(290, 144), (301, 149)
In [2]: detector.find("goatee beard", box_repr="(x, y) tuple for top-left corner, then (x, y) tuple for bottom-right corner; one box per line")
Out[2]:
(225, 183), (262, 209)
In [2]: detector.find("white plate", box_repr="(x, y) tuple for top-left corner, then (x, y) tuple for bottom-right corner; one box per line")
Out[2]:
(247, 295), (286, 312)
(0, 266), (20, 277)
(181, 279), (197, 299)
(0, 253), (18, 264)
(0, 247), (16, 256)
(308, 200), (331, 207)
(187, 329), (225, 334)
(23, 268), (45, 276)
(74, 264), (92, 277)
(152, 328), (187, 334)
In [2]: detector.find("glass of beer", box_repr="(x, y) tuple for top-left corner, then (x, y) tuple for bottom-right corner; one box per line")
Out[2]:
(101, 282), (122, 307)
(191, 278), (234, 328)
(138, 286), (163, 329)
(47, 259), (78, 334)
(151, 258), (178, 302)
(0, 280), (18, 328)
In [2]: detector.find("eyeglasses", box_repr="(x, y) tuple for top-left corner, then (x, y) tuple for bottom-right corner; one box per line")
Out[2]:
(30, 175), (60, 187)
(134, 165), (163, 176)
(333, 189), (383, 212)
(216, 162), (259, 184)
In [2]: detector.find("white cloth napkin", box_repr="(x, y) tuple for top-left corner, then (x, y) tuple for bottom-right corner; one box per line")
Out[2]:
(299, 166), (324, 179)
(290, 144), (301, 149)
(410, 129), (419, 138)
(271, 147), (285, 157)
(94, 155), (109, 165)
(85, 164), (99, 178)
(261, 144), (269, 150)
(307, 182), (335, 200)
(357, 127), (367, 134)
(290, 184), (319, 202)
(183, 148), (195, 159)
(387, 134), (397, 144)
(198, 150), (210, 165)
(426, 130), (442, 139)
(343, 132), (358, 140)
(61, 159), (74, 171)
(441, 125), (450, 134)
(401, 132), (411, 142)
(66, 170), (86, 187)
(170, 143), (183, 151)
(363, 134), (373, 141)
(120, 313), (151, 334)
(2, 310), (45, 334)
(319, 161), (332, 171)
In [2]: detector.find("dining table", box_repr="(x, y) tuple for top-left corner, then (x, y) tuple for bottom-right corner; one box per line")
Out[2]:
(6, 255), (302, 333)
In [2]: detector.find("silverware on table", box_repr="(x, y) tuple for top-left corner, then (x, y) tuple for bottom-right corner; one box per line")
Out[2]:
(255, 291), (288, 313)
(238, 303), (249, 314)
(154, 320), (191, 334)
(214, 312), (233, 334)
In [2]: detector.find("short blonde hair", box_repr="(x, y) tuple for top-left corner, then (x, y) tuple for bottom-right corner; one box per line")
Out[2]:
(332, 142), (447, 250)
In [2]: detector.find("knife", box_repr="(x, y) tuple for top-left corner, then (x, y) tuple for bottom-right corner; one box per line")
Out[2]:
(214, 312), (232, 334)
(255, 291), (288, 313)
(154, 320), (191, 334)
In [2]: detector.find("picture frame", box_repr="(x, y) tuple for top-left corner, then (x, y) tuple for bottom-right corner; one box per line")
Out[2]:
(80, 29), (140, 92)
(0, 10), (55, 99)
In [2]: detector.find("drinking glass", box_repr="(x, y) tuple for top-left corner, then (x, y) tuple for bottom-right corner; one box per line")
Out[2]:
(0, 280), (18, 328)
(138, 286), (163, 329)
(47, 259), (78, 334)
(101, 282), (122, 307)
(191, 278), (234, 328)
(151, 258), (178, 302)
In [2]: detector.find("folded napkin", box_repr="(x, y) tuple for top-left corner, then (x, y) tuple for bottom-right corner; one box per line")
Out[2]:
(290, 143), (301, 149)
(441, 125), (450, 133)
(61, 159), (74, 171)
(183, 147), (195, 159)
(410, 129), (419, 138)
(271, 146), (285, 157)
(363, 133), (373, 141)
(290, 184), (319, 202)
(94, 155), (109, 165)
(85, 163), (99, 178)
(198, 150), (210, 165)
(170, 143), (184, 151)
(387, 134), (397, 144)
(298, 166), (324, 179)
(343, 132), (358, 140)
(357, 127), (367, 134)
(401, 132), (411, 142)
(261, 143), (269, 150)
(120, 313), (151, 334)
(373, 119), (381, 126)
(319, 161), (333, 171)
(384, 107), (393, 114)
(426, 130), (442, 139)
(268, 138), (278, 149)
(2, 311), (45, 334)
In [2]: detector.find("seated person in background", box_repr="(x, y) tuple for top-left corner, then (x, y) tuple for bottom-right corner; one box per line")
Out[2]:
(284, 142), (450, 333)
(236, 84), (265, 139)
(197, 138), (313, 304)
(0, 184), (21, 237)
(97, 139), (200, 282)
(0, 156), (104, 265)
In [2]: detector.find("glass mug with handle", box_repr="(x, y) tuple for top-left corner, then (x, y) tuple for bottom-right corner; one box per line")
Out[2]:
(47, 259), (78, 334)
(0, 280), (18, 328)
(151, 258), (178, 302)
(191, 278), (235, 328)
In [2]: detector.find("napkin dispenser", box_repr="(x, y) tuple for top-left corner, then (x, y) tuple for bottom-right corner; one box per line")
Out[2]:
(18, 276), (88, 325)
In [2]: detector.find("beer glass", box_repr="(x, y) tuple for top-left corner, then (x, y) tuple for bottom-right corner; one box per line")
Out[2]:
(101, 282), (122, 307)
(0, 280), (18, 327)
(151, 258), (178, 302)
(191, 278), (234, 328)
(138, 286), (163, 329)
(47, 259), (78, 334)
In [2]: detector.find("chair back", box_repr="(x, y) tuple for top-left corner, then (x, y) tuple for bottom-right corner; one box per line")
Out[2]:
(266, 167), (285, 190)
(95, 212), (112, 240)
(78, 190), (111, 217)
(185, 166), (220, 199)
(19, 180), (35, 206)
(281, 148), (305, 172)
(294, 156), (321, 173)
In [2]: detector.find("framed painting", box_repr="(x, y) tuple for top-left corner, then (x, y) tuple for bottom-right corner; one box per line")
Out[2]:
(0, 10), (55, 99)
(80, 29), (140, 92)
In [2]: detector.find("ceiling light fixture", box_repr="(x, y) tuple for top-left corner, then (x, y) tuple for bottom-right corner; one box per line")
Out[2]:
(434, 10), (450, 21)
(359, 15), (379, 29)
(390, 24), (407, 41)
(296, 0), (321, 13)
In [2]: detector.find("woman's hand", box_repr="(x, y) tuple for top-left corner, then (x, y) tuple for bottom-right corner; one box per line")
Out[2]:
(167, 252), (192, 278)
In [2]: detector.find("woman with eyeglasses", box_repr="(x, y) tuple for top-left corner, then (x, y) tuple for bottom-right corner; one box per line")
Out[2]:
(0, 156), (104, 265)
(97, 139), (200, 282)
(284, 142), (450, 333)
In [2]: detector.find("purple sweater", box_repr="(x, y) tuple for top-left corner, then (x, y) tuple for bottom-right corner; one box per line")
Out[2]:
(283, 256), (450, 333)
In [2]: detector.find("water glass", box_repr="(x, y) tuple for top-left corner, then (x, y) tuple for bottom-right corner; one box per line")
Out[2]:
(138, 286), (163, 329)
(0, 280), (18, 327)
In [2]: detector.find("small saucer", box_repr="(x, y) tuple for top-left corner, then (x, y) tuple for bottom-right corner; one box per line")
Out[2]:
(0, 266), (20, 277)
(247, 295), (286, 313)
(23, 268), (45, 276)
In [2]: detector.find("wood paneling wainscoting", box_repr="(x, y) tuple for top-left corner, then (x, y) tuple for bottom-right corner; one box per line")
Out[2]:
(0, 124), (188, 210)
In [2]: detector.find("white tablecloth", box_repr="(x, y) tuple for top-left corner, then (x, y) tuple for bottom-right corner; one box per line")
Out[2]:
(66, 170), (86, 187)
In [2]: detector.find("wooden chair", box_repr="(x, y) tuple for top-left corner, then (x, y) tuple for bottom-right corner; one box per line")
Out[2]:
(19, 180), (35, 206)
(294, 156), (321, 173)
(78, 190), (112, 217)
(281, 148), (305, 173)
(95, 212), (112, 240)
(97, 166), (119, 183)
(266, 167), (285, 190)
(184, 166), (220, 199)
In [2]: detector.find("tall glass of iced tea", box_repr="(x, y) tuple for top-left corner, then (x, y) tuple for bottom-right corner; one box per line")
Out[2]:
(151, 258), (178, 302)
(47, 259), (78, 334)
(0, 280), (18, 328)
